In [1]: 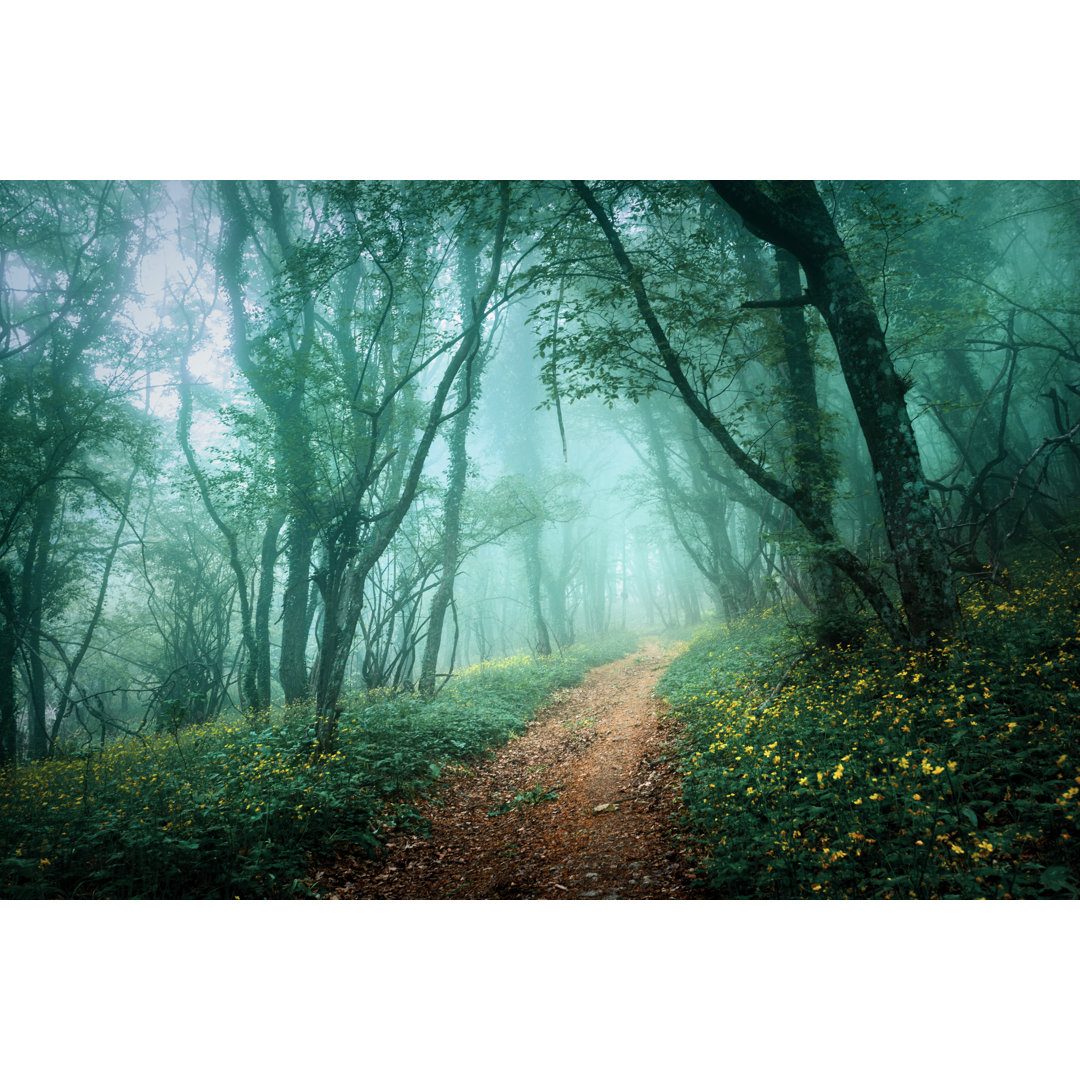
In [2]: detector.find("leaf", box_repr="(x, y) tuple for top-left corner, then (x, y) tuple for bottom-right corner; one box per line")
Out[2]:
(1039, 865), (1073, 893)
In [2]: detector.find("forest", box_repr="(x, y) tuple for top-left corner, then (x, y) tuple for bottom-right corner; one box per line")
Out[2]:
(2, 179), (1079, 900)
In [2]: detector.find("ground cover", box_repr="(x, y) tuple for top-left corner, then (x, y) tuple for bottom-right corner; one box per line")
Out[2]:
(0, 632), (636, 899)
(660, 550), (1080, 899)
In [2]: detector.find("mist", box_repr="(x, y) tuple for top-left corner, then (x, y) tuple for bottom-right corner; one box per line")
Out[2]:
(2, 180), (1079, 760)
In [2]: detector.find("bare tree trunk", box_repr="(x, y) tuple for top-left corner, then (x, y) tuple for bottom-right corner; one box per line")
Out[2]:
(418, 245), (486, 694)
(279, 517), (315, 703)
(773, 246), (845, 615)
(523, 523), (552, 655)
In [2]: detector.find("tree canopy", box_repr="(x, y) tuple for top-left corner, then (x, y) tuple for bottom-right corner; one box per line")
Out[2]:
(2, 179), (1079, 765)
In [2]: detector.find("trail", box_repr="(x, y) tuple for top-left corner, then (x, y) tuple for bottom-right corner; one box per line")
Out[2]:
(312, 641), (698, 899)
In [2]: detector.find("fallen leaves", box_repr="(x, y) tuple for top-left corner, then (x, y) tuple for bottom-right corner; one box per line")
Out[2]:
(310, 642), (698, 900)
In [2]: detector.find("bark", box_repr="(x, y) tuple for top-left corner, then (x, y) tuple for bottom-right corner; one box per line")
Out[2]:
(773, 246), (844, 612)
(523, 522), (552, 655)
(278, 517), (315, 702)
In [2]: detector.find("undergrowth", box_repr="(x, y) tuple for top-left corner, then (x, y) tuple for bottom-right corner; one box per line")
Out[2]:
(0, 632), (637, 899)
(659, 549), (1080, 899)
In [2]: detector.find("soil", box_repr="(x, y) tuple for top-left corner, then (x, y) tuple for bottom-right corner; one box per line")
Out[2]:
(310, 640), (700, 899)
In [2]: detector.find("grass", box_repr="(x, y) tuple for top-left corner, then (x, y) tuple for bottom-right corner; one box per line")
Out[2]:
(0, 632), (637, 899)
(659, 548), (1080, 899)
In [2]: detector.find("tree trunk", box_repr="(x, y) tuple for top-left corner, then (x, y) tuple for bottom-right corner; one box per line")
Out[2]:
(279, 516), (314, 703)
(0, 566), (18, 766)
(772, 246), (845, 613)
(312, 184), (510, 752)
(418, 245), (486, 695)
(256, 510), (286, 706)
(22, 483), (57, 758)
(523, 523), (552, 655)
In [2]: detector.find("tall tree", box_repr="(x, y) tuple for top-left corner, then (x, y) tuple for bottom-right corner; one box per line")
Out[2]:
(566, 180), (913, 643)
(710, 181), (960, 642)
(417, 239), (495, 694)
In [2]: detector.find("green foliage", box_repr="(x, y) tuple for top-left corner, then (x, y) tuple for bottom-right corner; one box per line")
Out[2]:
(0, 632), (636, 898)
(488, 783), (560, 817)
(663, 552), (1080, 899)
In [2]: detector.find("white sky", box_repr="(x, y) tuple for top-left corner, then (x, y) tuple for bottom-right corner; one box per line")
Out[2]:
(7, 4), (1077, 179)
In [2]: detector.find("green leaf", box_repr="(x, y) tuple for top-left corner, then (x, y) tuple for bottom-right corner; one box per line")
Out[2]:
(1039, 865), (1072, 893)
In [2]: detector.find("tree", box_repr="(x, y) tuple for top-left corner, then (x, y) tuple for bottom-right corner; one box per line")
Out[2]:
(417, 238), (498, 693)
(556, 180), (914, 643)
(0, 181), (156, 760)
(709, 181), (959, 642)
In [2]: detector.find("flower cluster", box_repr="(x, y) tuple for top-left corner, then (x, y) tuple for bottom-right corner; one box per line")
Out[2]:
(662, 551), (1080, 899)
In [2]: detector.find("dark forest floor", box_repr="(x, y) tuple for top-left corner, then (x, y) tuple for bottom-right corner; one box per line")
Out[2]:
(310, 641), (699, 899)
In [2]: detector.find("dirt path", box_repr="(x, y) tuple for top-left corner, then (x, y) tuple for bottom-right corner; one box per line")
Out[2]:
(313, 641), (698, 899)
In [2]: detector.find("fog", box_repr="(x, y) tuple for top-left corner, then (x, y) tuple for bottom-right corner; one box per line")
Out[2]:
(3, 180), (1078, 760)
